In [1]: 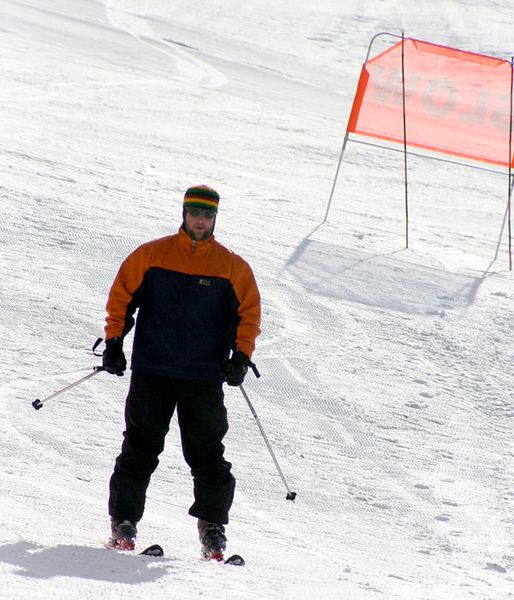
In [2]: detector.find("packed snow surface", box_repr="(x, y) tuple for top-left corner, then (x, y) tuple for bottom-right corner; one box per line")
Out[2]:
(1, 1), (513, 599)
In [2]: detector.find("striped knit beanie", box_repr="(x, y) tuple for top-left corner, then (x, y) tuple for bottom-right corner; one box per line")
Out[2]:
(183, 185), (220, 212)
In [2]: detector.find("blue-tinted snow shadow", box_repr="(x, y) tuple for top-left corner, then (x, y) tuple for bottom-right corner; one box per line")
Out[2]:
(284, 234), (486, 315)
(0, 541), (173, 583)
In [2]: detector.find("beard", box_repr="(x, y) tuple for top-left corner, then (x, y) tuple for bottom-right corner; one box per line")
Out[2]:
(184, 223), (214, 241)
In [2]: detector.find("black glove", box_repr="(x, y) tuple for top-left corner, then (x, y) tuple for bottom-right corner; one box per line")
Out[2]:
(223, 350), (251, 386)
(102, 337), (127, 376)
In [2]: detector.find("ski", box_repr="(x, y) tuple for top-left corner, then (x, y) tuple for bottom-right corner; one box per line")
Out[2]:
(201, 549), (245, 566)
(105, 540), (163, 556)
(107, 541), (243, 565)
(140, 544), (164, 557)
(224, 554), (245, 566)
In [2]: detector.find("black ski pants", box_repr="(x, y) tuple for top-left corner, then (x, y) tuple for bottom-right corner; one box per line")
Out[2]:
(109, 371), (235, 525)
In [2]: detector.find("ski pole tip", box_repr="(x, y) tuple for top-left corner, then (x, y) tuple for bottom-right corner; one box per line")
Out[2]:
(286, 492), (297, 501)
(32, 399), (43, 411)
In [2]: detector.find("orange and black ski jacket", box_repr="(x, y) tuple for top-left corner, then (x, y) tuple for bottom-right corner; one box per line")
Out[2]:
(104, 227), (261, 381)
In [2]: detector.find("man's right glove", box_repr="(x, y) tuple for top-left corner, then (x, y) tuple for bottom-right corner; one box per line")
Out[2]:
(223, 350), (252, 386)
(102, 337), (127, 376)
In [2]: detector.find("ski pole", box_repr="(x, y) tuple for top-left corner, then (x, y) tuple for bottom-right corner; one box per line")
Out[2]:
(239, 384), (297, 501)
(32, 366), (104, 410)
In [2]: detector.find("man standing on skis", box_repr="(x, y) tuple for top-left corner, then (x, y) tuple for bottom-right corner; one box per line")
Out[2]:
(101, 185), (261, 559)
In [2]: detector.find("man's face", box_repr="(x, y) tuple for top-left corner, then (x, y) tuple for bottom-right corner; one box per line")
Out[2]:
(184, 206), (216, 241)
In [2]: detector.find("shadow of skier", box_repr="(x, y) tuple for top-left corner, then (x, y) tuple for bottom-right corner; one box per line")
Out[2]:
(0, 540), (173, 583)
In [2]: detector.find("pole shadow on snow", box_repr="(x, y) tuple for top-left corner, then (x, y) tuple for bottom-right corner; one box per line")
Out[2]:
(284, 224), (495, 315)
(0, 541), (173, 583)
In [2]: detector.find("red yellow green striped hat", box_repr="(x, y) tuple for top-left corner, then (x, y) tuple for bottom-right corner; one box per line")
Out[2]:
(183, 185), (220, 212)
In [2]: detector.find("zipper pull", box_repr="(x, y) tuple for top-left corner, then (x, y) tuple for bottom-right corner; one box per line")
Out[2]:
(192, 241), (196, 253)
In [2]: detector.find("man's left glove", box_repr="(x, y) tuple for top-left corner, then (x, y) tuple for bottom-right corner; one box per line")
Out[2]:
(223, 350), (252, 386)
(102, 337), (127, 376)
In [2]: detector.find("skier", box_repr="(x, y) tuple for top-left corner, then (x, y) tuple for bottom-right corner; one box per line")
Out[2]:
(102, 185), (261, 559)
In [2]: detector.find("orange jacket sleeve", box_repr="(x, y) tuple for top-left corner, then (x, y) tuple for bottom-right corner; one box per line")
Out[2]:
(104, 244), (151, 340)
(231, 258), (261, 358)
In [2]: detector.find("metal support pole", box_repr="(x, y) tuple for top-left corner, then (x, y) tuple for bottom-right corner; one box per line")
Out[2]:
(508, 56), (513, 271)
(401, 32), (410, 249)
(323, 32), (403, 224)
(323, 132), (350, 223)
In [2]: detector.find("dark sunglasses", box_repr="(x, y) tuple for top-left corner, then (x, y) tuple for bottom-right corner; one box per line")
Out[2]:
(185, 206), (217, 219)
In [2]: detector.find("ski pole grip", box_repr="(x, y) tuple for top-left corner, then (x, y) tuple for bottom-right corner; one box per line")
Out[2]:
(32, 399), (43, 411)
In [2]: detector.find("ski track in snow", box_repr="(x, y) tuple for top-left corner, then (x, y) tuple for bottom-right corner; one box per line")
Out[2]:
(1, 0), (513, 599)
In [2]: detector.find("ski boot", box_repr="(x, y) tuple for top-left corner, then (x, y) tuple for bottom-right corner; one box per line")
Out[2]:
(198, 519), (227, 561)
(109, 519), (137, 551)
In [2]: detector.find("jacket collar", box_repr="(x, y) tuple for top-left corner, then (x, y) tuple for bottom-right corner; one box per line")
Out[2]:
(178, 225), (215, 254)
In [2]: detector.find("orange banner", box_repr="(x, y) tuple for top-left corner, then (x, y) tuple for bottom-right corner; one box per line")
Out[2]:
(347, 38), (514, 167)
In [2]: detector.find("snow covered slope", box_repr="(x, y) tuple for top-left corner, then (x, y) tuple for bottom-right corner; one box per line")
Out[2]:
(0, 1), (513, 598)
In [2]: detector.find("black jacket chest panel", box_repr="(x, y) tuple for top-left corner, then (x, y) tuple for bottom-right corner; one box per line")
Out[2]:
(130, 267), (241, 380)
